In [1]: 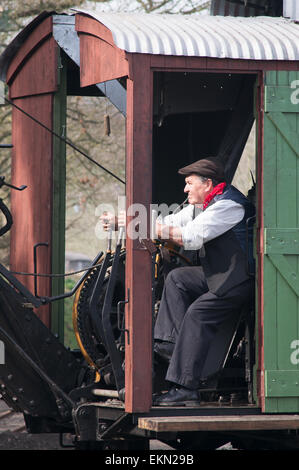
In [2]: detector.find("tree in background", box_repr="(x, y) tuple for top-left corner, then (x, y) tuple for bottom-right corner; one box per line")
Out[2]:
(0, 0), (211, 265)
(90, 0), (211, 13)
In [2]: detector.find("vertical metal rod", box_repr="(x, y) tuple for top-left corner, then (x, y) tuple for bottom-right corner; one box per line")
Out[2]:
(33, 243), (49, 297)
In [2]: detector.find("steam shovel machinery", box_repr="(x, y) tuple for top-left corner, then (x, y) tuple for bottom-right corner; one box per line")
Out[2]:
(0, 175), (278, 451)
(0, 176), (195, 449)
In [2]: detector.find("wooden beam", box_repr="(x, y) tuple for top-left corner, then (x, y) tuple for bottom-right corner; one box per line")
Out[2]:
(9, 25), (58, 329)
(138, 414), (299, 433)
(51, 48), (67, 340)
(10, 94), (53, 327)
(125, 55), (153, 413)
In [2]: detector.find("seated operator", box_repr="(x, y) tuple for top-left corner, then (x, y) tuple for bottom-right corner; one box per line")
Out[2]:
(153, 156), (255, 406)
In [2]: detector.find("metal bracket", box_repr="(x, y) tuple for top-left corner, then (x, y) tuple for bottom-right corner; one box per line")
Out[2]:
(117, 288), (130, 344)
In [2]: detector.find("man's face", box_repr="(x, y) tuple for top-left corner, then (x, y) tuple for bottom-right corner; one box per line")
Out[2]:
(184, 174), (213, 205)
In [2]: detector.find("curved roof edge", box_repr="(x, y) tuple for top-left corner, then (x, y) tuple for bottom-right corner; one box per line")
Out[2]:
(1, 9), (299, 83)
(0, 11), (57, 82)
(75, 9), (299, 61)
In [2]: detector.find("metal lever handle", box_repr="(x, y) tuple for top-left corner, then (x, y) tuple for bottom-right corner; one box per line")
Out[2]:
(117, 288), (130, 344)
(117, 225), (125, 246)
(0, 176), (27, 191)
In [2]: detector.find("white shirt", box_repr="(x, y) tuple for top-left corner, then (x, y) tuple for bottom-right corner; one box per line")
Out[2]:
(159, 199), (245, 250)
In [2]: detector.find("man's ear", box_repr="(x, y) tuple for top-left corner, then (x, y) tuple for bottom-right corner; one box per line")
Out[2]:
(207, 179), (214, 191)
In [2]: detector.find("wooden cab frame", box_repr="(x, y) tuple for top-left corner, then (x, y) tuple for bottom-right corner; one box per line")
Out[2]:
(2, 11), (299, 416)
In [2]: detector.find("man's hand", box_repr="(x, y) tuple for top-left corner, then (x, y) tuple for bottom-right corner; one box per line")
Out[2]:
(99, 211), (116, 231)
(156, 221), (183, 246)
(99, 210), (126, 231)
(117, 210), (126, 228)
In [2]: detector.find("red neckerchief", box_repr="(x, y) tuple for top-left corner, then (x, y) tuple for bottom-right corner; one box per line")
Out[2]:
(203, 182), (226, 210)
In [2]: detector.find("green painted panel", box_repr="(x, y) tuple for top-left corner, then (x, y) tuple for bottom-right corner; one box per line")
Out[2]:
(265, 70), (299, 86)
(51, 50), (67, 340)
(263, 114), (277, 228)
(266, 112), (299, 157)
(265, 371), (299, 397)
(265, 86), (299, 113)
(263, 256), (278, 371)
(264, 229), (299, 254)
(264, 71), (279, 86)
(262, 71), (299, 413)
(263, 398), (299, 413)
(268, 254), (299, 297)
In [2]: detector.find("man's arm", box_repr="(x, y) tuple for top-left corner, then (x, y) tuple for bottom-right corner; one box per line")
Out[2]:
(181, 199), (245, 250)
(156, 222), (184, 246)
(156, 199), (245, 250)
(155, 203), (195, 245)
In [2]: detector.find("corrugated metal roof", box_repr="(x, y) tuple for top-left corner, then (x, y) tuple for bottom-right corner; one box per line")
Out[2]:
(75, 10), (299, 61)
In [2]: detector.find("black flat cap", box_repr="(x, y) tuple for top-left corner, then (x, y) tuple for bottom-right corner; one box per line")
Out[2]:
(178, 157), (226, 182)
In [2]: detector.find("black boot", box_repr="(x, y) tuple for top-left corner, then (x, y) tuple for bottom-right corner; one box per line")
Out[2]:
(153, 384), (200, 407)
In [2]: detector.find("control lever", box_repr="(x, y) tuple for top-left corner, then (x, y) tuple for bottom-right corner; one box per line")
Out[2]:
(89, 228), (113, 349)
(0, 176), (26, 237)
(0, 175), (27, 191)
(0, 199), (13, 237)
(101, 227), (125, 392)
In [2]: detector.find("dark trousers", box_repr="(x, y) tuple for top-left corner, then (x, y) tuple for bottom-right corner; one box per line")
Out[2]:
(154, 266), (254, 389)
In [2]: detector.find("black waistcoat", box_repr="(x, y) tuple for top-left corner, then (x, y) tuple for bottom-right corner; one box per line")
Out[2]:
(198, 184), (255, 296)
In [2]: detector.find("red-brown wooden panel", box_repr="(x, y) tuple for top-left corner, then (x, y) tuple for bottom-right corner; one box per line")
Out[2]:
(9, 37), (57, 99)
(6, 16), (53, 86)
(79, 33), (128, 86)
(76, 14), (115, 46)
(10, 95), (53, 327)
(125, 54), (153, 413)
(150, 54), (166, 69)
(149, 54), (297, 74)
(76, 14), (128, 86)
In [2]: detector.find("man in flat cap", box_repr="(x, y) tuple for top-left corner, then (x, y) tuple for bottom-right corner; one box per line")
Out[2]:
(153, 156), (255, 406)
